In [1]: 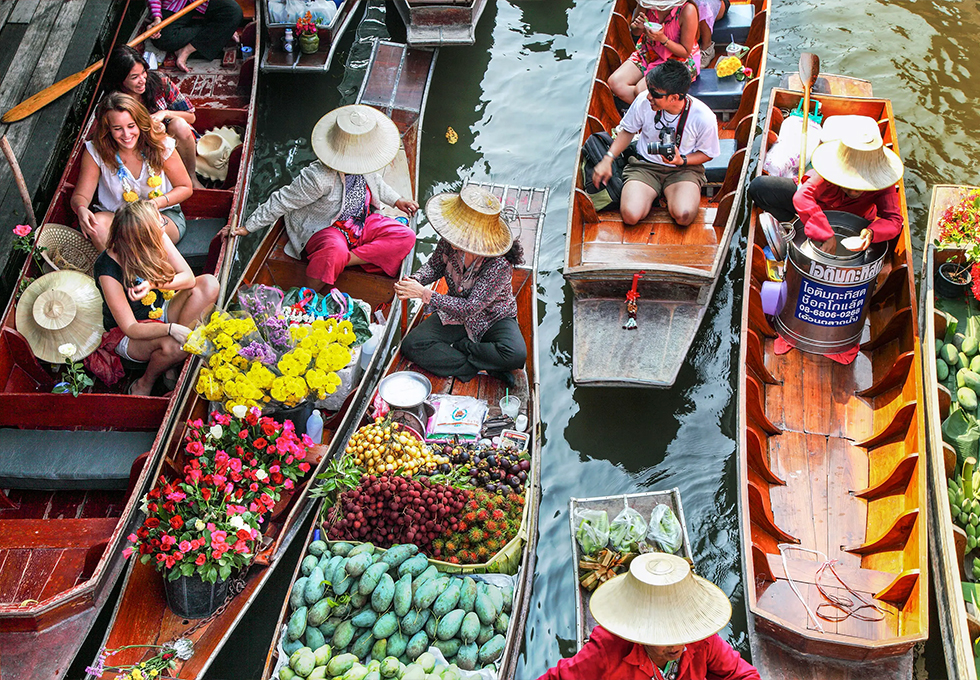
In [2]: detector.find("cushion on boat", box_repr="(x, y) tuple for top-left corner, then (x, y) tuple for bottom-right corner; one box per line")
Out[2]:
(176, 218), (224, 272)
(690, 69), (746, 112)
(0, 428), (155, 490)
(712, 4), (754, 44)
(705, 138), (737, 183)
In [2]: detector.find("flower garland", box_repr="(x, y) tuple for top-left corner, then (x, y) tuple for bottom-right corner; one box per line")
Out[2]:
(115, 153), (165, 203)
(139, 287), (176, 320)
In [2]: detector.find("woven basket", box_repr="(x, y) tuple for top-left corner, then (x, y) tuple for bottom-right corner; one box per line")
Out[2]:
(36, 223), (99, 276)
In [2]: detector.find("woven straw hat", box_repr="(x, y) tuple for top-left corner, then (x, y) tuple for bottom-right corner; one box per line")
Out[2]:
(196, 126), (242, 181)
(16, 271), (105, 364)
(637, 0), (687, 10)
(810, 116), (904, 192)
(425, 185), (515, 257)
(590, 553), (732, 647)
(310, 105), (400, 175)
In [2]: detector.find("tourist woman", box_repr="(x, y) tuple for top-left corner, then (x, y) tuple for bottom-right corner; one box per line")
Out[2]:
(694, 0), (728, 68)
(394, 185), (527, 387)
(94, 201), (218, 396)
(537, 553), (759, 680)
(608, 0), (700, 103)
(228, 104), (417, 287)
(71, 93), (192, 251)
(103, 45), (201, 187)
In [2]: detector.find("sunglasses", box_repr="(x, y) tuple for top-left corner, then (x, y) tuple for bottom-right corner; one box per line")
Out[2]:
(648, 90), (670, 99)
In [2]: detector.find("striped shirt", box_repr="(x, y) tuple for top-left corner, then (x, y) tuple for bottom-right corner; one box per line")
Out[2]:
(148, 0), (208, 19)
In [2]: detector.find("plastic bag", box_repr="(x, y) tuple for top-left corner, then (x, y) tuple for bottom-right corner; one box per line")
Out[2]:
(574, 509), (609, 556)
(647, 504), (683, 554)
(426, 396), (488, 440)
(763, 117), (823, 178)
(282, 287), (372, 346)
(608, 503), (647, 552)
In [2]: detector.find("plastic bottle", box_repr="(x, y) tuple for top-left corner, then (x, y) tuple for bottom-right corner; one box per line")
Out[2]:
(306, 409), (323, 444)
(283, 28), (295, 53)
(359, 324), (383, 371)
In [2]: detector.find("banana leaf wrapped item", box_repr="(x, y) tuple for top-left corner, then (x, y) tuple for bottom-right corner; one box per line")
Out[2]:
(579, 549), (636, 591)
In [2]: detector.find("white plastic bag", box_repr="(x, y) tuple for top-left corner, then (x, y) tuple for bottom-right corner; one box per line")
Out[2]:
(647, 504), (683, 554)
(763, 116), (822, 178)
(426, 395), (488, 439)
(574, 508), (610, 556)
(608, 501), (647, 552)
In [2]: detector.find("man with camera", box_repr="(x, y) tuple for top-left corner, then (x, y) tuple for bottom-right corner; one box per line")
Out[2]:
(592, 60), (720, 227)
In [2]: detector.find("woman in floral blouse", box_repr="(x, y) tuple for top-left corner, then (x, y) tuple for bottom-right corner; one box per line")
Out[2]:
(394, 186), (527, 386)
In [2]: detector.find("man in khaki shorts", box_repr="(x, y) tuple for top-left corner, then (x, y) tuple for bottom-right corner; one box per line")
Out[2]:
(592, 59), (720, 226)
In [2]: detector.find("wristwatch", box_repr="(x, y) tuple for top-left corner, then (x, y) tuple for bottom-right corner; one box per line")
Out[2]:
(680, 154), (688, 166)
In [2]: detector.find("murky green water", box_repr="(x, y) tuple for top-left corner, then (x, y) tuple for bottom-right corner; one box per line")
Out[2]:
(197, 0), (980, 676)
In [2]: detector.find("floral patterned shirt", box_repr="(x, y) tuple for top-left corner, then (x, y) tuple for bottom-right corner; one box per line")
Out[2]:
(411, 239), (517, 342)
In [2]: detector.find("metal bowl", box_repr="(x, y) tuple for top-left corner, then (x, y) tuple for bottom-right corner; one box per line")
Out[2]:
(378, 371), (432, 409)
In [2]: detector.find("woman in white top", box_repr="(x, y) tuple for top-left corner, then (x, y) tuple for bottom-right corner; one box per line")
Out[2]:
(70, 92), (192, 251)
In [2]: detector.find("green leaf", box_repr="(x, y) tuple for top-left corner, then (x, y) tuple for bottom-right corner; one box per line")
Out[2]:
(943, 407), (980, 470)
(944, 311), (960, 345)
(218, 564), (232, 581)
(181, 563), (195, 577)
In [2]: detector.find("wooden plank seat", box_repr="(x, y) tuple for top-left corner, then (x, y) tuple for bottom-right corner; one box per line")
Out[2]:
(0, 429), (155, 490)
(690, 68), (746, 112)
(712, 3), (754, 44)
(705, 137), (736, 183)
(176, 217), (225, 272)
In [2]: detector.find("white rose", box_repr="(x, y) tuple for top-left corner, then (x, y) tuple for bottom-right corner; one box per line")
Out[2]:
(194, 519), (206, 531)
(229, 514), (245, 529)
(58, 343), (77, 358)
(231, 404), (248, 419)
(209, 425), (223, 439)
(255, 469), (268, 481)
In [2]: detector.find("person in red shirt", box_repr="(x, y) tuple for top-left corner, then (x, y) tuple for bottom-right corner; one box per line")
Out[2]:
(538, 553), (759, 680)
(748, 116), (904, 252)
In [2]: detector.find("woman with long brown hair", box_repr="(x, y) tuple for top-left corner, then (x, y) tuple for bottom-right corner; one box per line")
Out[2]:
(94, 201), (218, 395)
(71, 92), (193, 251)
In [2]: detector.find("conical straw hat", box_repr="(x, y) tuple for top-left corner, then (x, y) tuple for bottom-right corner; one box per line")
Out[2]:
(16, 271), (104, 364)
(196, 126), (242, 181)
(810, 116), (904, 192)
(424, 185), (515, 257)
(590, 553), (732, 647)
(310, 104), (400, 175)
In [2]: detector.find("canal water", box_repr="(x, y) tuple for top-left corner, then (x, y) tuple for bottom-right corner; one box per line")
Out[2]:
(124, 0), (980, 677)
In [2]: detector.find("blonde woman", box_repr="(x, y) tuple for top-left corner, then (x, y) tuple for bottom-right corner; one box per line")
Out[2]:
(94, 201), (218, 395)
(71, 93), (193, 251)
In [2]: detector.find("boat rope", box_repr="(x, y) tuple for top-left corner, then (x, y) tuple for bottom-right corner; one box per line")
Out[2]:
(813, 560), (886, 623)
(777, 544), (824, 633)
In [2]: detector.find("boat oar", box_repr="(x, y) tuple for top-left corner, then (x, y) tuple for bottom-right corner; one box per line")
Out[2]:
(2, 0), (208, 124)
(797, 52), (820, 183)
(217, 215), (239, 306)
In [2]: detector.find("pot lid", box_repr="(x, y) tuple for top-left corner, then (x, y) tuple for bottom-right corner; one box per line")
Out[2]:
(759, 212), (791, 261)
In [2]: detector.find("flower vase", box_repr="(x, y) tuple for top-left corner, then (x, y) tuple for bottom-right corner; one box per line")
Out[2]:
(937, 261), (972, 299)
(299, 32), (319, 54)
(163, 574), (229, 619)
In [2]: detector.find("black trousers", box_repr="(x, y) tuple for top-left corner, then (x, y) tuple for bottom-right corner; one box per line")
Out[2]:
(401, 315), (527, 382)
(153, 0), (243, 60)
(747, 175), (798, 223)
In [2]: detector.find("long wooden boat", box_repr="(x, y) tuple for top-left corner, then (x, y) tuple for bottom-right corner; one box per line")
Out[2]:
(85, 39), (437, 679)
(568, 489), (692, 650)
(0, 10), (260, 680)
(563, 0), (769, 388)
(922, 184), (980, 680)
(261, 181), (547, 680)
(737, 82), (928, 679)
(391, 0), (489, 46)
(260, 0), (364, 72)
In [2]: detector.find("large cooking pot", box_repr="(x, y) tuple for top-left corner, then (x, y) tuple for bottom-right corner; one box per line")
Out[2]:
(774, 211), (888, 354)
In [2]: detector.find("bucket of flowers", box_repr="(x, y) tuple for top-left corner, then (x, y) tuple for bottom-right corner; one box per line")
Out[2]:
(935, 187), (980, 300)
(124, 405), (313, 618)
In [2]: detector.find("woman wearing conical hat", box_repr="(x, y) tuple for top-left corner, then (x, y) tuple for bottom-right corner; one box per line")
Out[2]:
(393, 186), (527, 387)
(748, 116), (905, 252)
(227, 105), (417, 287)
(538, 553), (759, 680)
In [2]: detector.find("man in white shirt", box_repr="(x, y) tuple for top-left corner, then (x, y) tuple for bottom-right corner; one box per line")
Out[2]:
(592, 59), (721, 226)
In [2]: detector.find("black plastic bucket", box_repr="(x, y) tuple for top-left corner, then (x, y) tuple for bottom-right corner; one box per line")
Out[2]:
(164, 575), (229, 619)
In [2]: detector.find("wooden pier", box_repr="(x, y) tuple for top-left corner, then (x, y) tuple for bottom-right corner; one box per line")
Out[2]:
(0, 0), (127, 305)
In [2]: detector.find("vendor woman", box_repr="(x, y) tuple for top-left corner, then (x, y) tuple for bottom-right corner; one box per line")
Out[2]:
(538, 553), (759, 680)
(227, 105), (417, 286)
(748, 117), (905, 251)
(394, 186), (527, 387)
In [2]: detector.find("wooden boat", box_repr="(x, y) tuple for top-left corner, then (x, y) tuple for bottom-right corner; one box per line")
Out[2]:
(563, 0), (769, 388)
(921, 184), (980, 680)
(737, 81), (928, 679)
(391, 0), (489, 46)
(86, 39), (437, 679)
(568, 489), (692, 650)
(261, 181), (547, 680)
(0, 11), (260, 680)
(260, 0), (364, 72)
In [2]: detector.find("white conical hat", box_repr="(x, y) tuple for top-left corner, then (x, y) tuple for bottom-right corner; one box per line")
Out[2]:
(16, 271), (104, 364)
(589, 553), (732, 646)
(810, 116), (904, 192)
(424, 185), (515, 258)
(310, 105), (400, 175)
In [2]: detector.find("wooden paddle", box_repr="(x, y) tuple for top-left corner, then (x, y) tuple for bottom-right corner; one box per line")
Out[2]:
(797, 52), (820, 183)
(2, 0), (208, 124)
(217, 215), (239, 306)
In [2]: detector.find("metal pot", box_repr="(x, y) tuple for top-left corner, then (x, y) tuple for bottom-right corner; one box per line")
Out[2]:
(378, 371), (432, 409)
(775, 211), (888, 354)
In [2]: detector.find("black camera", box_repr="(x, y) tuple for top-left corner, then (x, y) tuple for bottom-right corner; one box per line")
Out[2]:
(647, 127), (677, 160)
